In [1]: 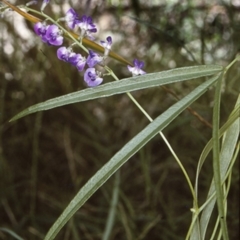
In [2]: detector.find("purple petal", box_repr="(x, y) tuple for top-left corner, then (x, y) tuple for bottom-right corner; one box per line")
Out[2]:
(77, 15), (97, 37)
(50, 35), (63, 46)
(127, 65), (134, 72)
(106, 36), (112, 43)
(76, 59), (86, 71)
(86, 50), (103, 67)
(57, 47), (70, 61)
(72, 54), (86, 69)
(100, 36), (112, 50)
(133, 59), (144, 68)
(46, 25), (63, 46)
(46, 25), (58, 37)
(128, 59), (146, 76)
(68, 52), (77, 65)
(34, 22), (48, 37)
(65, 8), (79, 29)
(84, 68), (103, 87)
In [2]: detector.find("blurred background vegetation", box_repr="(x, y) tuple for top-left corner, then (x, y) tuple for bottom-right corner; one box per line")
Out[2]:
(0, 0), (239, 239)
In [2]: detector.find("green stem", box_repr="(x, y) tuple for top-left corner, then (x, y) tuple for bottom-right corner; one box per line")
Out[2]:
(224, 54), (240, 73)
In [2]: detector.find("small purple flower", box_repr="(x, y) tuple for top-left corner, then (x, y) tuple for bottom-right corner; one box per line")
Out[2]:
(57, 47), (86, 70)
(34, 22), (49, 42)
(77, 15), (97, 38)
(84, 68), (103, 87)
(68, 52), (78, 65)
(100, 36), (112, 56)
(86, 50), (103, 68)
(100, 36), (112, 50)
(75, 55), (86, 71)
(45, 25), (63, 46)
(41, 0), (50, 11)
(57, 46), (71, 62)
(64, 8), (79, 29)
(127, 59), (146, 76)
(34, 23), (63, 46)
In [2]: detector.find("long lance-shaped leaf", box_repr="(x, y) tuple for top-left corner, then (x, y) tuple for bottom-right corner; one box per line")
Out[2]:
(10, 65), (222, 122)
(44, 73), (221, 240)
(1, 0), (131, 65)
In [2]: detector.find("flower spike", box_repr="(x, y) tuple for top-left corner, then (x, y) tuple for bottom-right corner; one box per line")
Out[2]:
(1, 0), (131, 66)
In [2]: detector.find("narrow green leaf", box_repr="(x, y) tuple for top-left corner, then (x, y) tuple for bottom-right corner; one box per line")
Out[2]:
(10, 65), (222, 121)
(190, 95), (240, 240)
(197, 101), (240, 175)
(212, 73), (229, 240)
(44, 74), (220, 240)
(199, 95), (240, 239)
(102, 171), (120, 240)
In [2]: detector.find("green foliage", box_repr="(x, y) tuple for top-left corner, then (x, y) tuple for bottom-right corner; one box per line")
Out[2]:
(10, 65), (222, 121)
(43, 72), (221, 240)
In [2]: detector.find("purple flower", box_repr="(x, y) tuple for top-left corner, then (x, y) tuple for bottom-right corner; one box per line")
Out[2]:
(77, 15), (97, 38)
(57, 47), (86, 70)
(34, 23), (63, 46)
(45, 25), (63, 46)
(100, 36), (112, 50)
(67, 51), (86, 70)
(41, 0), (50, 11)
(57, 46), (71, 62)
(75, 55), (86, 71)
(34, 22), (49, 42)
(127, 59), (146, 76)
(100, 36), (112, 56)
(68, 52), (78, 65)
(65, 8), (79, 29)
(84, 68), (103, 87)
(86, 50), (103, 67)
